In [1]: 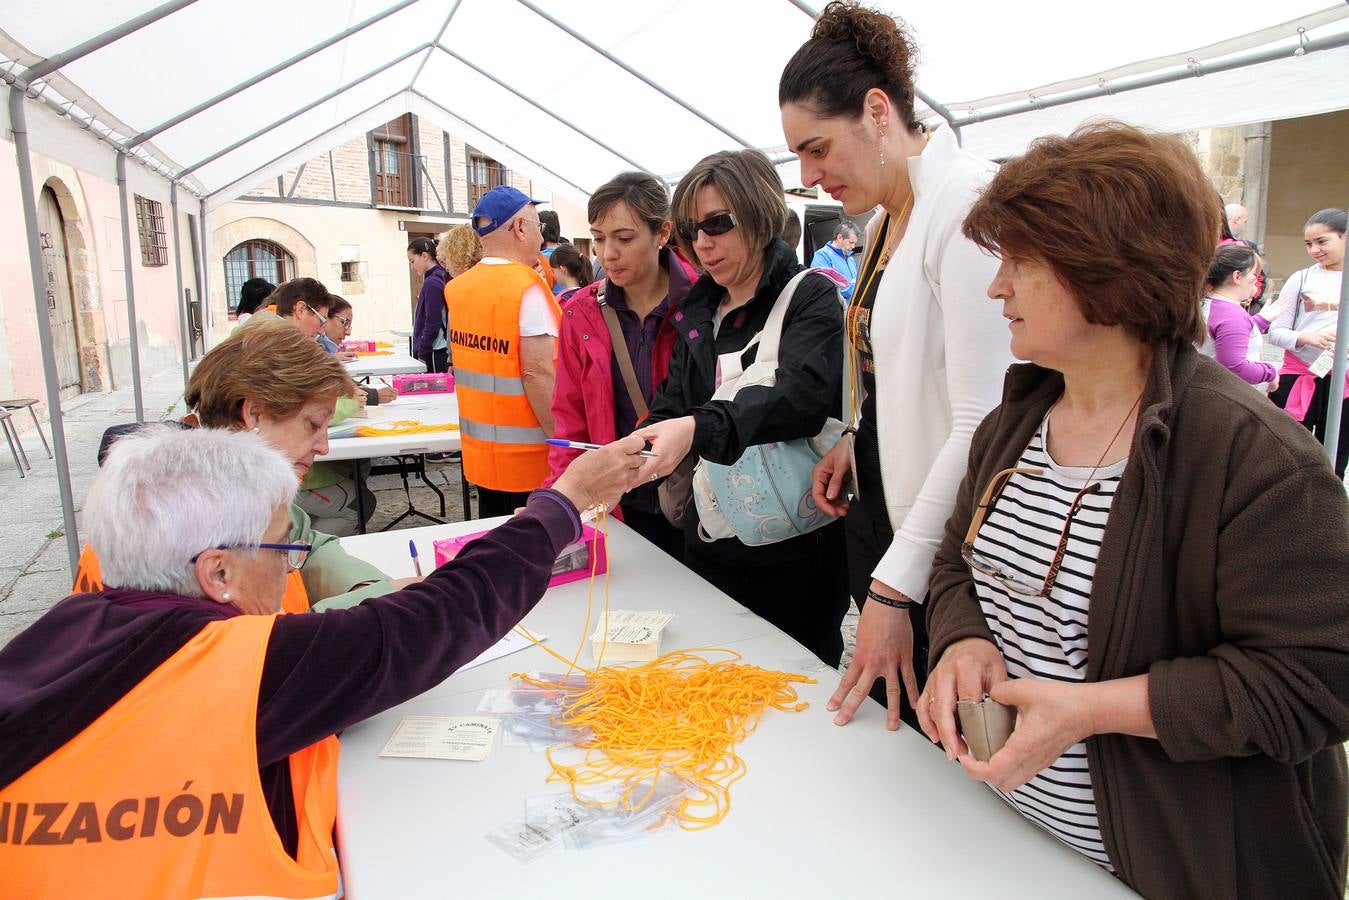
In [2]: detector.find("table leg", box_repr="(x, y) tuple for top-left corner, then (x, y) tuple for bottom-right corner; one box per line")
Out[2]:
(353, 459), (367, 535)
(1, 417), (25, 478)
(461, 468), (472, 520)
(25, 406), (52, 459)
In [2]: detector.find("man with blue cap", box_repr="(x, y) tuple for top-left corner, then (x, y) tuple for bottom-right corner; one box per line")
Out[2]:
(445, 186), (562, 517)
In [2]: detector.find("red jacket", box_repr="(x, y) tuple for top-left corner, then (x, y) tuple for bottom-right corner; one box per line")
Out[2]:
(545, 253), (698, 486)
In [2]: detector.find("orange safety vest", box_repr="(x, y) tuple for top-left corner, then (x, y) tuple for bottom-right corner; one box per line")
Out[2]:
(446, 261), (559, 492)
(73, 544), (311, 615)
(0, 614), (341, 899)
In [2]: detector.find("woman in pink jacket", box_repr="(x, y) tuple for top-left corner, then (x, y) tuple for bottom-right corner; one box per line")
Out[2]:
(547, 172), (697, 555)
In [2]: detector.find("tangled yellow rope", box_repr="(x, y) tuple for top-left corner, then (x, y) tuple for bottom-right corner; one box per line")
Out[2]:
(511, 505), (814, 829)
(353, 420), (460, 437)
(355, 350), (394, 357)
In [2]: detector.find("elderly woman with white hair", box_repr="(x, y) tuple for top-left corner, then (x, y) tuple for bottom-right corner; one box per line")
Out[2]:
(0, 425), (644, 897)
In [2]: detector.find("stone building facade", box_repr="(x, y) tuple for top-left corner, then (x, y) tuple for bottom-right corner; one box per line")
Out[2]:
(208, 114), (588, 342)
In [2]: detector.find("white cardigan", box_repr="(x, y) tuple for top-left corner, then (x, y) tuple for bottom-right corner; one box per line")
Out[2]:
(861, 126), (1013, 602)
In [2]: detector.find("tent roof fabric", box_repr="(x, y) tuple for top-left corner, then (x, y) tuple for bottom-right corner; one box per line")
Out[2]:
(1, 0), (1346, 209)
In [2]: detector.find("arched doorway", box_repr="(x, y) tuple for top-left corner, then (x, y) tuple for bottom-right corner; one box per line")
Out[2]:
(38, 186), (82, 397)
(223, 239), (296, 315)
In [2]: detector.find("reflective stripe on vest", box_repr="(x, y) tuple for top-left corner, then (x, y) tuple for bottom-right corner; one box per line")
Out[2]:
(446, 260), (558, 492)
(458, 418), (548, 444)
(73, 544), (311, 615)
(451, 368), (528, 396)
(0, 615), (341, 899)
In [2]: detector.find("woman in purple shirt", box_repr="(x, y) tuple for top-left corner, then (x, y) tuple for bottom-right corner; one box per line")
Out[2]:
(1201, 244), (1290, 390)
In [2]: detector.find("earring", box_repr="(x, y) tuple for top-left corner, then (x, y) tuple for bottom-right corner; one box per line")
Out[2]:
(222, 592), (231, 600)
(251, 426), (260, 434)
(879, 133), (887, 168)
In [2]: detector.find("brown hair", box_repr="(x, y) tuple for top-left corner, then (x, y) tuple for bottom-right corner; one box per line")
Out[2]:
(438, 224), (484, 276)
(671, 149), (787, 268)
(327, 296), (353, 317)
(778, 1), (920, 131)
(962, 121), (1217, 346)
(587, 171), (670, 235)
(268, 277), (335, 318)
(186, 319), (353, 427)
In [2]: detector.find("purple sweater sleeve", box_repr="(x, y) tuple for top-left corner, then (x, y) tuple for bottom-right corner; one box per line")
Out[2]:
(1208, 301), (1276, 385)
(255, 489), (581, 764)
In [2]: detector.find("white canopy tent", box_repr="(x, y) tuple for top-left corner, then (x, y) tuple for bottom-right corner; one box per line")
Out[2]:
(3, 0), (1347, 573)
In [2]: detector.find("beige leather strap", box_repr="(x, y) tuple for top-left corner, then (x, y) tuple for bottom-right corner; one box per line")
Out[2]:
(596, 282), (649, 420)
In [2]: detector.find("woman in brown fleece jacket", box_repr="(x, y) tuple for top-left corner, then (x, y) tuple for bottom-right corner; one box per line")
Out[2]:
(916, 122), (1349, 898)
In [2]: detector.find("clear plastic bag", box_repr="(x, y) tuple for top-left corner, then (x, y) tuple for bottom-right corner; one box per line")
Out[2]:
(476, 688), (570, 718)
(563, 773), (694, 851)
(484, 793), (599, 863)
(499, 715), (592, 751)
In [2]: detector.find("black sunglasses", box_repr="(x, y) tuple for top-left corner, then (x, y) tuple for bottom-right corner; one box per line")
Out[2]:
(676, 212), (737, 244)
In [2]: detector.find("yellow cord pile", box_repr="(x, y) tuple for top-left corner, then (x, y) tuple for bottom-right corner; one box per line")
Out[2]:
(375, 341), (394, 348)
(509, 505), (814, 830)
(353, 419), (460, 437)
(355, 350), (393, 356)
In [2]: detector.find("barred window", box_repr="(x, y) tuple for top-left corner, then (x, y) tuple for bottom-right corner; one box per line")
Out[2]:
(223, 239), (295, 314)
(134, 195), (168, 266)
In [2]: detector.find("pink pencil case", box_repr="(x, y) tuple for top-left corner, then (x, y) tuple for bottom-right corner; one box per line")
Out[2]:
(393, 372), (455, 395)
(433, 524), (606, 587)
(340, 340), (376, 352)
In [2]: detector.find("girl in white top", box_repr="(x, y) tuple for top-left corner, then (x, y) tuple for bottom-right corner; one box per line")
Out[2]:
(1266, 207), (1347, 476)
(779, 2), (1011, 729)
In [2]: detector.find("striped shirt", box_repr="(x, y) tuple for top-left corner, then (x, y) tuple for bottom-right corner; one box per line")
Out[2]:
(968, 415), (1125, 872)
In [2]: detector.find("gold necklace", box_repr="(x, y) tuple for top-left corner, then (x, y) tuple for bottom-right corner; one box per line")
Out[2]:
(877, 191), (914, 267)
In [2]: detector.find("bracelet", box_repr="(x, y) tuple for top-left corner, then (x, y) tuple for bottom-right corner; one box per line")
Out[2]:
(866, 587), (914, 610)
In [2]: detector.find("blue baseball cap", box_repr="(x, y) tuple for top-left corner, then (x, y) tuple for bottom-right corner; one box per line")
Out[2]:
(471, 185), (544, 236)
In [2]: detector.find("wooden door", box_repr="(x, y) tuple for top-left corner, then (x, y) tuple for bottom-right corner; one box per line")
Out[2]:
(39, 187), (81, 396)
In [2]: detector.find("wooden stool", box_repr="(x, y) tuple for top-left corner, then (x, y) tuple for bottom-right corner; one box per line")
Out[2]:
(0, 399), (51, 460)
(0, 409), (26, 477)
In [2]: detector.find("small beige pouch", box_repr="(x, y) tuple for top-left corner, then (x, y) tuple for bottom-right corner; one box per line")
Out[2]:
(957, 695), (1016, 762)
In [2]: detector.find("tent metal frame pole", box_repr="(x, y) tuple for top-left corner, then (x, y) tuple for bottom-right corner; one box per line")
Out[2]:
(170, 182), (190, 387)
(915, 88), (961, 140)
(203, 88), (409, 205)
(14, 0), (199, 87)
(8, 86), (81, 574)
(509, 0), (754, 149)
(176, 44), (431, 179)
(125, 0), (421, 149)
(433, 44), (659, 176)
(199, 197), (213, 350)
(408, 0), (463, 89)
(1322, 234), (1349, 467)
(114, 152), (146, 420)
(952, 28), (1349, 128)
(410, 90), (593, 198)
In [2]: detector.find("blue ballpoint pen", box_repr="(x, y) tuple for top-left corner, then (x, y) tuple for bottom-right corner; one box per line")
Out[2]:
(545, 438), (657, 458)
(408, 539), (423, 577)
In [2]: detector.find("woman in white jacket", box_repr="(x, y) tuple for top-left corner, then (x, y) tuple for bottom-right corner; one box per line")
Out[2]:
(779, 0), (1012, 730)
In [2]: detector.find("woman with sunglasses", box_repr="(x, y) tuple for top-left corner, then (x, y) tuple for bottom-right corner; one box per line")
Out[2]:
(916, 122), (1349, 897)
(546, 171), (697, 557)
(634, 149), (850, 666)
(0, 423), (643, 895)
(778, 1), (1011, 727)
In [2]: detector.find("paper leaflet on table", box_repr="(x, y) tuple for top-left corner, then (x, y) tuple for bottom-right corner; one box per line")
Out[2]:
(378, 715), (499, 761)
(457, 630), (541, 674)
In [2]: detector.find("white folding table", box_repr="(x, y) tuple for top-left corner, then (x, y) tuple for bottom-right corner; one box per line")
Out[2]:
(345, 352), (426, 379)
(335, 518), (1134, 900)
(318, 394), (463, 531)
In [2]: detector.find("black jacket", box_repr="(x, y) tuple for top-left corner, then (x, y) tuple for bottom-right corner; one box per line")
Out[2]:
(647, 239), (843, 463)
